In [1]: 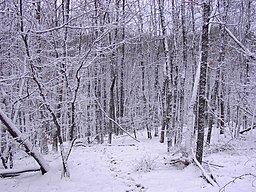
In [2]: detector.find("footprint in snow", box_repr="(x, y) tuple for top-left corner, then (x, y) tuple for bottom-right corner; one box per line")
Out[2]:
(106, 155), (147, 191)
(125, 183), (146, 192)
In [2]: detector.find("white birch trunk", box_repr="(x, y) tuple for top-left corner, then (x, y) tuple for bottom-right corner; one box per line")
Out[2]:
(185, 57), (201, 155)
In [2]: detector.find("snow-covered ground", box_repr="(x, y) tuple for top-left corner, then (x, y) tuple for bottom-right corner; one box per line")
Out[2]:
(0, 130), (256, 192)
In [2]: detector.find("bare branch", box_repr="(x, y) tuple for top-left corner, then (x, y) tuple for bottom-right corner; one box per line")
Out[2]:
(95, 99), (140, 143)
(219, 173), (256, 192)
(30, 12), (89, 34)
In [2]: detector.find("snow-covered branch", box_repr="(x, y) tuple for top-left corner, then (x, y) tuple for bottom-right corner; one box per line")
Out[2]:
(0, 109), (50, 175)
(30, 12), (89, 34)
(216, 17), (256, 60)
(192, 148), (218, 187)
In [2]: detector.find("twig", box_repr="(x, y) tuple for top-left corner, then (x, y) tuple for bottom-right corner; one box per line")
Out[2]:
(30, 12), (89, 34)
(219, 173), (256, 192)
(202, 161), (224, 168)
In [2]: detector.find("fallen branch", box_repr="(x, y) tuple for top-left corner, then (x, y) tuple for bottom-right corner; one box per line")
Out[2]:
(239, 125), (256, 134)
(104, 144), (136, 147)
(117, 144), (136, 147)
(75, 144), (88, 148)
(163, 152), (192, 167)
(202, 161), (224, 168)
(0, 167), (41, 178)
(192, 149), (218, 187)
(0, 109), (50, 174)
(169, 159), (191, 166)
(219, 173), (256, 192)
(206, 161), (219, 185)
(169, 154), (191, 166)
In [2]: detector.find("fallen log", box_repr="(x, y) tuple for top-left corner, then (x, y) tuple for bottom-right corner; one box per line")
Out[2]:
(0, 167), (41, 178)
(169, 159), (191, 167)
(163, 152), (192, 167)
(0, 109), (50, 174)
(239, 125), (256, 134)
(202, 161), (224, 168)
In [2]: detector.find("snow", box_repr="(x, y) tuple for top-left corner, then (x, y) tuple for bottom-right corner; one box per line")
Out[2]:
(0, 109), (50, 173)
(0, 130), (256, 192)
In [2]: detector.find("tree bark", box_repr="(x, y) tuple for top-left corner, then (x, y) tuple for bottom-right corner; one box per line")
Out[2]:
(119, 0), (125, 126)
(108, 76), (116, 144)
(0, 167), (41, 178)
(0, 109), (49, 175)
(179, 0), (188, 145)
(196, 0), (211, 164)
(158, 0), (172, 144)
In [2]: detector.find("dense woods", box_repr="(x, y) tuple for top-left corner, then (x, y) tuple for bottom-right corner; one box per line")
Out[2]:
(0, 0), (255, 176)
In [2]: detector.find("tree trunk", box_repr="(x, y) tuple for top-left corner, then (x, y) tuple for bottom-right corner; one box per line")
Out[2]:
(119, 0), (125, 130)
(217, 0), (228, 135)
(108, 76), (116, 144)
(206, 69), (217, 145)
(179, 0), (187, 145)
(158, 0), (172, 144)
(241, 0), (252, 133)
(196, 0), (211, 164)
(0, 109), (49, 175)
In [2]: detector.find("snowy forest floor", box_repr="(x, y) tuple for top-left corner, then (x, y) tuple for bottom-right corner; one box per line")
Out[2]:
(0, 129), (256, 192)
